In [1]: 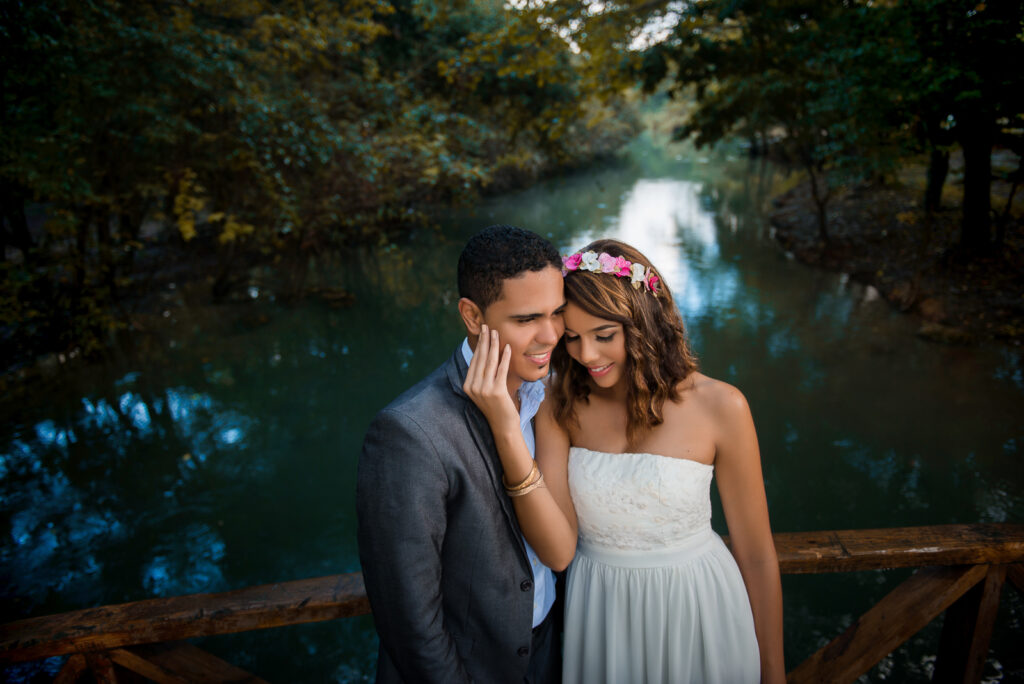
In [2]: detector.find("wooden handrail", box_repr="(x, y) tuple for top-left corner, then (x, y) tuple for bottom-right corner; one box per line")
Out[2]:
(769, 523), (1024, 573)
(0, 573), (369, 664)
(2, 523), (1023, 682)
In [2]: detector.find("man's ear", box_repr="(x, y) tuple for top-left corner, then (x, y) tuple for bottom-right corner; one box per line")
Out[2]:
(458, 297), (484, 336)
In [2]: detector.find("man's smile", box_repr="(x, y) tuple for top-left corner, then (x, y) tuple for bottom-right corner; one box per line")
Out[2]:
(526, 350), (553, 365)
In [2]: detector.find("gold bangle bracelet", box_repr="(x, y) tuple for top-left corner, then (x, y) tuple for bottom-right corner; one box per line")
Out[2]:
(506, 473), (545, 497)
(502, 461), (538, 491)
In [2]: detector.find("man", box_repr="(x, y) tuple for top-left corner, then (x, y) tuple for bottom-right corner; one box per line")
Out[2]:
(357, 225), (566, 683)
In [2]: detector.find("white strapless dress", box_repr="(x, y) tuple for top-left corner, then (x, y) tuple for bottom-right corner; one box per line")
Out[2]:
(562, 447), (760, 684)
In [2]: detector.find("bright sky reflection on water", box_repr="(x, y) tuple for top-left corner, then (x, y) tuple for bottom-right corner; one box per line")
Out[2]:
(568, 178), (738, 324)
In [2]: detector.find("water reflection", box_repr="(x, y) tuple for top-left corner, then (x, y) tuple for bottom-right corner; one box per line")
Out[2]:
(569, 178), (733, 324)
(142, 523), (226, 597)
(1, 377), (261, 615)
(2, 136), (1022, 681)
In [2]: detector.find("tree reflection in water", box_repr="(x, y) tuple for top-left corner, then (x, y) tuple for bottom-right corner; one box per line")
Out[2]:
(1, 384), (255, 613)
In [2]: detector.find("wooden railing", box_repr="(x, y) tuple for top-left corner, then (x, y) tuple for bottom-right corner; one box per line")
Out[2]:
(2, 523), (1022, 683)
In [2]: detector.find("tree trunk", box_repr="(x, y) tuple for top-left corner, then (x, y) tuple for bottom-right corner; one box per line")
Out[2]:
(957, 120), (993, 254)
(924, 148), (949, 213)
(806, 163), (831, 243)
(96, 210), (116, 295)
(0, 183), (34, 260)
(74, 208), (91, 290)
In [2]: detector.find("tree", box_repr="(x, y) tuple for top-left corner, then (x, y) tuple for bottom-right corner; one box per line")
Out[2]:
(900, 0), (1024, 254)
(595, 0), (1024, 253)
(1, 0), (638, 364)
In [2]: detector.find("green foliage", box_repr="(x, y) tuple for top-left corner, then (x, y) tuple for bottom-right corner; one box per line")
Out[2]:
(0, 0), (639, 366)
(546, 0), (1024, 246)
(521, 2), (877, 240)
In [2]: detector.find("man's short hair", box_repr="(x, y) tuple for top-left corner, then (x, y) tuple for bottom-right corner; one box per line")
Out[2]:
(457, 225), (562, 311)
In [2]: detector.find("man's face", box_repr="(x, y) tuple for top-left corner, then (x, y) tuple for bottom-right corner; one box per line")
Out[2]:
(479, 266), (565, 391)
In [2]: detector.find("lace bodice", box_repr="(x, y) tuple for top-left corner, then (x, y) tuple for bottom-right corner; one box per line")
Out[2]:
(568, 447), (714, 551)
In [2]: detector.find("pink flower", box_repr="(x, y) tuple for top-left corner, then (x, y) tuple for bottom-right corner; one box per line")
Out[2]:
(613, 256), (631, 277)
(562, 253), (582, 272)
(598, 253), (618, 273)
(647, 274), (660, 294)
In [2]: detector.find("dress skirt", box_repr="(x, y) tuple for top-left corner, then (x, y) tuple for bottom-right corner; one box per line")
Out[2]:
(561, 527), (761, 684)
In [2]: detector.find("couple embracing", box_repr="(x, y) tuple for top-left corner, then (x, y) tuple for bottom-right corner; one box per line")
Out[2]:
(357, 225), (785, 683)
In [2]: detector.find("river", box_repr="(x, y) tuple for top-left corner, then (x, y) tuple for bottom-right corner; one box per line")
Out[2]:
(2, 134), (1022, 682)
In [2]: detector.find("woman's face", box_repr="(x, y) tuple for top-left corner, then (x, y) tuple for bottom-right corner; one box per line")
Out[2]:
(562, 302), (628, 390)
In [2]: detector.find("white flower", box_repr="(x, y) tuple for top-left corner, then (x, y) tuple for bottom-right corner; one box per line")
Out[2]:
(580, 251), (601, 272)
(630, 262), (646, 287)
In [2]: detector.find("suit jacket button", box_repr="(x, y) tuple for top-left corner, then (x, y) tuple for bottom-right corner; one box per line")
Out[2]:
(517, 646), (530, 657)
(520, 579), (533, 592)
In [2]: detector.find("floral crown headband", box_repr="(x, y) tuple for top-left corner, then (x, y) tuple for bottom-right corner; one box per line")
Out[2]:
(561, 250), (660, 295)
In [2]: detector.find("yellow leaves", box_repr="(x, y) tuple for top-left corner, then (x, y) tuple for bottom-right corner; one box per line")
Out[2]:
(212, 213), (256, 244)
(896, 211), (918, 226)
(171, 7), (193, 32)
(248, 1), (391, 66)
(178, 215), (197, 242)
(170, 169), (205, 242)
(170, 183), (256, 244)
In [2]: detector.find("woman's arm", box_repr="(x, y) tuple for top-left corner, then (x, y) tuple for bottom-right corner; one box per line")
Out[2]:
(463, 326), (578, 570)
(710, 383), (785, 684)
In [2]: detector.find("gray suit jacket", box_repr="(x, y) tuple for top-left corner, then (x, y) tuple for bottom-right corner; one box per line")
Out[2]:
(357, 347), (540, 683)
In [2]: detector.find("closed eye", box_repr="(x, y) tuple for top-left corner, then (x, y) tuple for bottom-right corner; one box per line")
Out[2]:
(596, 334), (615, 342)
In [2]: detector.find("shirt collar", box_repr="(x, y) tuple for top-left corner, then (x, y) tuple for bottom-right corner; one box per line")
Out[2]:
(461, 338), (546, 422)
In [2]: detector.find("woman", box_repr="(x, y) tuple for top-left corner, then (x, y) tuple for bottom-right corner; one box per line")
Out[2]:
(464, 239), (784, 683)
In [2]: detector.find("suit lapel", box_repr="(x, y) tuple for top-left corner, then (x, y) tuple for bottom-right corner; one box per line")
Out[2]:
(447, 347), (530, 566)
(464, 404), (530, 563)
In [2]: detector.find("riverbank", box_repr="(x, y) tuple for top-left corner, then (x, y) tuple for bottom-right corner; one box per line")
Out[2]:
(769, 159), (1023, 346)
(0, 137), (639, 388)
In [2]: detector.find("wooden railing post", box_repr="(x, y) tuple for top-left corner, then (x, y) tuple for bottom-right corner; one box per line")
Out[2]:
(786, 564), (988, 684)
(53, 654), (88, 684)
(932, 564), (1007, 684)
(84, 652), (118, 683)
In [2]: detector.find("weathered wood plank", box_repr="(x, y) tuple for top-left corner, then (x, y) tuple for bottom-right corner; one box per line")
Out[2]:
(112, 643), (268, 684)
(0, 573), (369, 663)
(933, 564), (1007, 684)
(786, 564), (988, 684)
(770, 524), (1024, 574)
(107, 647), (191, 684)
(86, 652), (119, 684)
(54, 653), (88, 684)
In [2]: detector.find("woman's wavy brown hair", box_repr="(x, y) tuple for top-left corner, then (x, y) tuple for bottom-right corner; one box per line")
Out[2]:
(551, 239), (698, 446)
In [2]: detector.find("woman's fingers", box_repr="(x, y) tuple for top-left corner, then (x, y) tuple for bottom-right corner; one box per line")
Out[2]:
(484, 328), (502, 386)
(498, 342), (511, 385)
(465, 324), (504, 398)
(477, 324), (490, 369)
(463, 325), (517, 409)
(464, 324), (487, 394)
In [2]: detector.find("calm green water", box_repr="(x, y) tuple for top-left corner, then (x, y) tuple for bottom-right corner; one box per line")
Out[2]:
(3, 135), (1022, 682)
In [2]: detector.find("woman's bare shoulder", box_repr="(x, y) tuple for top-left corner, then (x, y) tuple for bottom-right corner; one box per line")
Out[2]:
(681, 372), (750, 418)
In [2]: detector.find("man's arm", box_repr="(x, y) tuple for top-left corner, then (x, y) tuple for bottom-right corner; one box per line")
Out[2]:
(356, 408), (471, 683)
